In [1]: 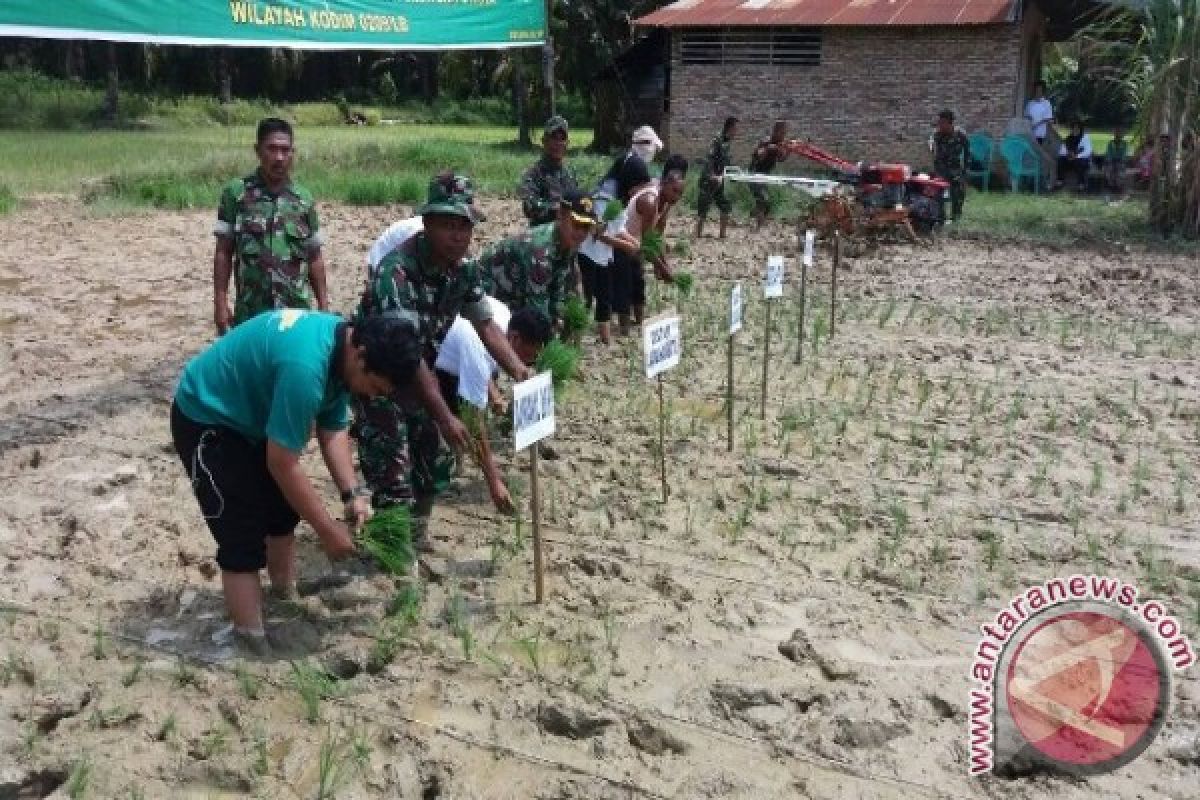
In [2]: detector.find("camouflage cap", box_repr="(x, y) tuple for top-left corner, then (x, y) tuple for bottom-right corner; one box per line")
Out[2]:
(416, 172), (485, 223)
(543, 115), (569, 138)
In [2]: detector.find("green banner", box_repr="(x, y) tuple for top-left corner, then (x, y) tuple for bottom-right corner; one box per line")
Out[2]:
(0, 1), (544, 50)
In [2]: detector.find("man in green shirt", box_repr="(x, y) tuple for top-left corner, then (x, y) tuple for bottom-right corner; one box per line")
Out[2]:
(480, 189), (596, 325)
(355, 173), (531, 545)
(213, 118), (330, 334)
(518, 116), (580, 226)
(171, 309), (422, 654)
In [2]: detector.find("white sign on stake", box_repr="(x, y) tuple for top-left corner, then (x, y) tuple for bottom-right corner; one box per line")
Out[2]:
(730, 282), (743, 335)
(765, 255), (785, 299)
(512, 372), (555, 452)
(643, 312), (682, 379)
(803, 229), (816, 267)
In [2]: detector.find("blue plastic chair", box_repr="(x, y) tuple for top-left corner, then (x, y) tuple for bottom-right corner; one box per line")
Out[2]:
(967, 132), (994, 191)
(1000, 135), (1043, 193)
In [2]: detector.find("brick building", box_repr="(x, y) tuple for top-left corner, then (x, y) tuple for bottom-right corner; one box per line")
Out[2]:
(634, 0), (1094, 168)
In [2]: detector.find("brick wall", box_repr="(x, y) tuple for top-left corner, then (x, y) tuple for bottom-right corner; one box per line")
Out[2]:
(665, 25), (1022, 170)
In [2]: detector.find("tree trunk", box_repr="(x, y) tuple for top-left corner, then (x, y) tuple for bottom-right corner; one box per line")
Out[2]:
(103, 43), (119, 124)
(421, 53), (440, 103)
(217, 49), (233, 105)
(591, 80), (624, 153)
(513, 57), (531, 147)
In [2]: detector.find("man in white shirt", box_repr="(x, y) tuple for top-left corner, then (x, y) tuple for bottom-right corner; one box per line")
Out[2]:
(1025, 81), (1055, 144)
(433, 300), (552, 512)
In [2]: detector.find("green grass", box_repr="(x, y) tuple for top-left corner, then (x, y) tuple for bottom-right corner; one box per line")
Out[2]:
(951, 191), (1186, 247)
(0, 184), (15, 215)
(0, 125), (607, 208)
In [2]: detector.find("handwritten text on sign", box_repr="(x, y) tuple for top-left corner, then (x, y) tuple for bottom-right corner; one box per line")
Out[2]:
(730, 282), (743, 335)
(765, 256), (785, 299)
(643, 314), (682, 379)
(512, 372), (555, 451)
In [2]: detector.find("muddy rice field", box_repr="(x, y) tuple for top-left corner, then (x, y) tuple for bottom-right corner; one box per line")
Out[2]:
(1, 195), (1198, 799)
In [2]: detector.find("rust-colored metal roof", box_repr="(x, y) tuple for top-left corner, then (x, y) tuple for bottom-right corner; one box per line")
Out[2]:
(636, 0), (1019, 27)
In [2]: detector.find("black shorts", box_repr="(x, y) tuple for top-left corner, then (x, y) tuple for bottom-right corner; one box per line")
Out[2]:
(170, 402), (299, 573)
(611, 250), (645, 315)
(579, 253), (613, 323)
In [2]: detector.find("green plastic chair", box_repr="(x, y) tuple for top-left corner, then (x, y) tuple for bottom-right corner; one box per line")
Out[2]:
(967, 132), (994, 191)
(1000, 135), (1042, 193)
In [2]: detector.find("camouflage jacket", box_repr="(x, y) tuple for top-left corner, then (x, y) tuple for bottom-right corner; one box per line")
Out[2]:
(932, 129), (970, 179)
(356, 232), (492, 363)
(703, 134), (734, 179)
(215, 170), (323, 324)
(518, 155), (578, 225)
(479, 223), (571, 322)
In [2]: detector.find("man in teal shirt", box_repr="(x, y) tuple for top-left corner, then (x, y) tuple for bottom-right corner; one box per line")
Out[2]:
(171, 309), (422, 654)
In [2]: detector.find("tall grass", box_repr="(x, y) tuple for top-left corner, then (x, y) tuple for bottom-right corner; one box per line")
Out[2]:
(0, 185), (15, 215)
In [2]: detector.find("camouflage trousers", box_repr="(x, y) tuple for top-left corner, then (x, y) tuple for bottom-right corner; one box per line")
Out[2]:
(351, 395), (454, 512)
(697, 174), (732, 216)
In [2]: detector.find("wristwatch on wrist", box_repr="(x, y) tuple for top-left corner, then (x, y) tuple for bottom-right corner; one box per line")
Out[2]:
(340, 486), (369, 504)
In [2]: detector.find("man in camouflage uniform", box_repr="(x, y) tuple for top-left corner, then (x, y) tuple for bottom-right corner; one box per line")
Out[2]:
(480, 189), (596, 326)
(518, 116), (579, 226)
(749, 120), (790, 231)
(353, 173), (531, 543)
(696, 116), (738, 239)
(931, 109), (970, 222)
(213, 118), (329, 334)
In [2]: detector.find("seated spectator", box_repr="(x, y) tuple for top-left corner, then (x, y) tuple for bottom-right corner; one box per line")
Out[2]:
(1104, 127), (1130, 192)
(1056, 121), (1093, 190)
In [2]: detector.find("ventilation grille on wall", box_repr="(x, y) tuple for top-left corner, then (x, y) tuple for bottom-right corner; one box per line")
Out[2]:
(680, 27), (823, 67)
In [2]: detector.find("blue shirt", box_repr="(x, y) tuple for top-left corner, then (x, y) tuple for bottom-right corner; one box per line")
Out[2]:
(174, 310), (349, 452)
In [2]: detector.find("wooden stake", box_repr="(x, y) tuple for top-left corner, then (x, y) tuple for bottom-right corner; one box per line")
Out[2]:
(760, 299), (773, 419)
(726, 332), (735, 452)
(830, 230), (840, 339)
(794, 248), (809, 365)
(658, 376), (668, 503)
(530, 442), (544, 603)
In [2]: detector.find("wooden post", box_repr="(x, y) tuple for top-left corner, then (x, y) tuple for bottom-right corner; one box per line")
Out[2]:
(760, 299), (773, 419)
(530, 442), (544, 603)
(794, 254), (808, 365)
(830, 230), (840, 339)
(726, 332), (735, 451)
(658, 376), (668, 503)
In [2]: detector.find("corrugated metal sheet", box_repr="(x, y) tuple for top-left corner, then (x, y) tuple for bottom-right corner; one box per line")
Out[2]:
(636, 0), (1019, 27)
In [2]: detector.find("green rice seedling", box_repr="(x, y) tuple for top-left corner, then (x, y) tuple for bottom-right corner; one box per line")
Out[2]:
(560, 295), (590, 344)
(901, 301), (918, 328)
(446, 592), (475, 661)
(1174, 469), (1188, 514)
(1030, 459), (1049, 497)
(1116, 493), (1129, 514)
(673, 271), (695, 298)
(1139, 544), (1172, 594)
(174, 658), (196, 688)
(200, 725), (231, 759)
(514, 627), (544, 676)
(156, 713), (177, 742)
(981, 529), (1001, 572)
(387, 583), (422, 625)
(877, 297), (897, 328)
(916, 372), (933, 412)
(640, 230), (665, 261)
(536, 338), (581, 399)
(288, 661), (340, 724)
(1086, 533), (1104, 572)
(602, 198), (623, 222)
(358, 506), (415, 575)
(121, 659), (143, 688)
(235, 663), (261, 700)
(316, 732), (353, 800)
(930, 539), (948, 565)
(92, 621), (108, 660)
(601, 611), (621, 659)
(1088, 461), (1104, 497)
(1131, 449), (1150, 500)
(66, 755), (92, 799)
(251, 728), (270, 777)
(811, 312), (827, 357)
